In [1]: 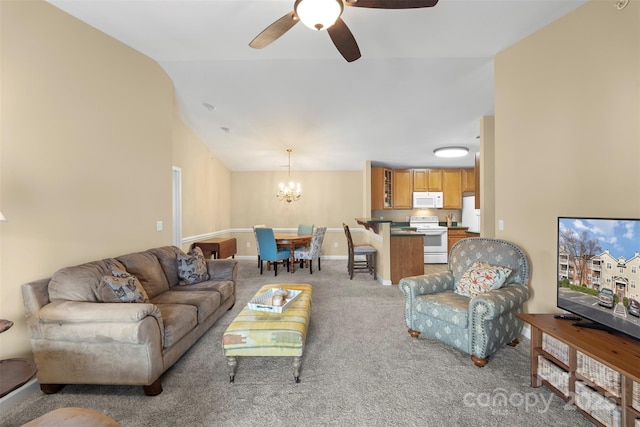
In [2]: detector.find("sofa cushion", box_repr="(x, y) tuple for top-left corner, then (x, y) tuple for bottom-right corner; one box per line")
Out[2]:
(116, 251), (170, 299)
(93, 268), (150, 303)
(49, 259), (125, 302)
(177, 247), (209, 286)
(148, 246), (185, 287)
(454, 261), (513, 297)
(415, 291), (470, 327)
(169, 280), (234, 301)
(154, 304), (198, 348)
(151, 291), (221, 324)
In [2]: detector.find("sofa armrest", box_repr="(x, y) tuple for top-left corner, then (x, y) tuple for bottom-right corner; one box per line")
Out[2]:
(34, 301), (164, 346)
(206, 259), (238, 282)
(470, 284), (531, 320)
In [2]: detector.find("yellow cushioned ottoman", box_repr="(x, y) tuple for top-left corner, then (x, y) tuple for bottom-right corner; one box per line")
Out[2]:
(222, 284), (312, 383)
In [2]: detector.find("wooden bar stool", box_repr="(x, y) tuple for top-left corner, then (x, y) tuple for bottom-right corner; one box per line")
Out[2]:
(343, 223), (376, 280)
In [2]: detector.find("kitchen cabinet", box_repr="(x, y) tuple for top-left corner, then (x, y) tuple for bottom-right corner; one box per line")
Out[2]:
(413, 169), (443, 192)
(442, 169), (462, 209)
(427, 169), (443, 191)
(447, 228), (467, 254)
(461, 168), (475, 192)
(412, 169), (428, 191)
(390, 234), (424, 284)
(393, 169), (413, 209)
(371, 167), (393, 210)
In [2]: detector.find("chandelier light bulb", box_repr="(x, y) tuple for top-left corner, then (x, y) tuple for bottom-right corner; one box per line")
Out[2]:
(276, 149), (302, 203)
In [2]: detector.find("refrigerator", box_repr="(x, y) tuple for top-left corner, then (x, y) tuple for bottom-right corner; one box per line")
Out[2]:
(461, 195), (481, 233)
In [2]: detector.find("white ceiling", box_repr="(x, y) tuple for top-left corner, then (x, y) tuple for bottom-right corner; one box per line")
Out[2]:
(47, 0), (588, 171)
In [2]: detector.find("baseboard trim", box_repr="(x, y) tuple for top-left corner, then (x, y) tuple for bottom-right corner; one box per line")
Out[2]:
(0, 378), (38, 412)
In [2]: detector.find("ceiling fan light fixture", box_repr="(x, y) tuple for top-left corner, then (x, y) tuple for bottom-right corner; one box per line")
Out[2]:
(433, 146), (469, 158)
(294, 0), (343, 31)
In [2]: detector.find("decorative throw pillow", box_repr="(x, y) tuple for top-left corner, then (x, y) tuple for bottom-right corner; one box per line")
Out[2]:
(94, 268), (150, 303)
(454, 261), (513, 297)
(177, 246), (209, 286)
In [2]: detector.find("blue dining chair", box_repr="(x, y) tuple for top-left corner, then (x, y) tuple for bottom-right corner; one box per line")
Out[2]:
(253, 224), (266, 268)
(255, 227), (290, 276)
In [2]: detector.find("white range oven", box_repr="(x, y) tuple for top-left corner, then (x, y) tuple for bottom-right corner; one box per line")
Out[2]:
(409, 216), (448, 264)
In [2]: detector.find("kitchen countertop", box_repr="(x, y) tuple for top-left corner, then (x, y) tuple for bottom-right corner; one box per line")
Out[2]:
(390, 230), (424, 237)
(355, 217), (393, 233)
(355, 217), (393, 224)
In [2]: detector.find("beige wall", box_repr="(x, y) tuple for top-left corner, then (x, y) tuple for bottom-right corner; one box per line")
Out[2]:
(494, 0), (640, 314)
(172, 120), (231, 246)
(229, 170), (364, 257)
(0, 1), (231, 358)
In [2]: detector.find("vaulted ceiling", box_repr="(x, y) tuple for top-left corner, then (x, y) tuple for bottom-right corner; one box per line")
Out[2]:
(48, 0), (588, 171)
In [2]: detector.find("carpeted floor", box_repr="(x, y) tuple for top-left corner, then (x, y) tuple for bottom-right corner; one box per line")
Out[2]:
(0, 259), (593, 427)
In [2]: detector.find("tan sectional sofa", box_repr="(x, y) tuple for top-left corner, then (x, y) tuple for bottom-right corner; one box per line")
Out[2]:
(21, 246), (237, 396)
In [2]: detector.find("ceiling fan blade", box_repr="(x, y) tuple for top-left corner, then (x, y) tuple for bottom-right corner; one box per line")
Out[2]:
(344, 0), (438, 8)
(327, 17), (361, 62)
(249, 11), (299, 49)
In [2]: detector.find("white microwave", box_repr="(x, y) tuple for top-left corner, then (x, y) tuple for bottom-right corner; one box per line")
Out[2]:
(412, 192), (443, 209)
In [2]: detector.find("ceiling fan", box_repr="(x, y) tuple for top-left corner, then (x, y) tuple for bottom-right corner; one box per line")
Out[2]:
(249, 0), (439, 62)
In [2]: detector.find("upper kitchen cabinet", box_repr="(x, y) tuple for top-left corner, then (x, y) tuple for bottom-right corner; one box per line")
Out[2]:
(442, 169), (462, 209)
(371, 167), (393, 210)
(413, 169), (428, 191)
(461, 168), (475, 193)
(412, 169), (442, 192)
(427, 169), (443, 191)
(393, 169), (413, 209)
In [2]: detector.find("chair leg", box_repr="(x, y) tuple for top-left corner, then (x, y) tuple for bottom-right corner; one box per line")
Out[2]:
(274, 260), (278, 276)
(471, 356), (489, 368)
(309, 260), (313, 274)
(371, 253), (376, 279)
(260, 260), (263, 275)
(318, 257), (321, 271)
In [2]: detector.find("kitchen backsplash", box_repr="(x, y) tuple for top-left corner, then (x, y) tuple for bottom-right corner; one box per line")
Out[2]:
(371, 208), (462, 224)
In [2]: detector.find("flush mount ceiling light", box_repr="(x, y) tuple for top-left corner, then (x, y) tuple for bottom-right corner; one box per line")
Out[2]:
(294, 0), (343, 31)
(433, 147), (469, 158)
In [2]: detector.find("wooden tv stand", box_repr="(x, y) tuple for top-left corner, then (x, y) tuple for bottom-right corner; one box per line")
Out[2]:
(517, 313), (640, 427)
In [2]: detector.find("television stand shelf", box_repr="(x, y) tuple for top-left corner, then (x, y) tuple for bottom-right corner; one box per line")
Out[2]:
(517, 313), (640, 427)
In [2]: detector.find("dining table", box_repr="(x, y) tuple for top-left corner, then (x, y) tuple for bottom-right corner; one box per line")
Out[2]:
(274, 233), (312, 273)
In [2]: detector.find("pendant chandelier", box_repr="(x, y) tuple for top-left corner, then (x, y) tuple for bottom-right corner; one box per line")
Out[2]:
(276, 149), (302, 203)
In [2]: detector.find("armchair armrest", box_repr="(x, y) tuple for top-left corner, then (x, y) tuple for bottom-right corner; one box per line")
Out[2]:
(206, 259), (238, 282)
(34, 300), (164, 346)
(399, 271), (455, 299)
(470, 284), (531, 321)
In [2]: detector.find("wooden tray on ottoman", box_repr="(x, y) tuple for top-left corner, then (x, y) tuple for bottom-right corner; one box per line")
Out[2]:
(222, 284), (312, 383)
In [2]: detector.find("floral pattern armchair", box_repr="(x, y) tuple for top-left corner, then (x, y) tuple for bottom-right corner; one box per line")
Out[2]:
(399, 238), (531, 367)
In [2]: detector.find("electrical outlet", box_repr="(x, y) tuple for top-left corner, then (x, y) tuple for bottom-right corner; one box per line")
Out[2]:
(498, 219), (504, 231)
(334, 242), (339, 248)
(246, 242), (251, 248)
(156, 221), (163, 231)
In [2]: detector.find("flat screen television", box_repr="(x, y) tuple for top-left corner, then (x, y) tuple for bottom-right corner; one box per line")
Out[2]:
(557, 217), (640, 342)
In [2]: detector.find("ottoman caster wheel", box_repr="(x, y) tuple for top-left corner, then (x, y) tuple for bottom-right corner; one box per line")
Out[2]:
(229, 375), (235, 383)
(295, 376), (300, 383)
